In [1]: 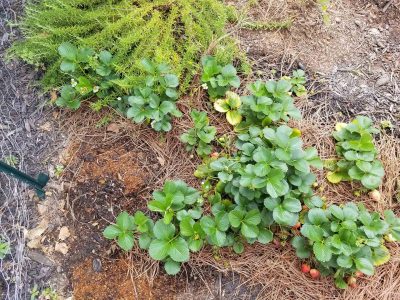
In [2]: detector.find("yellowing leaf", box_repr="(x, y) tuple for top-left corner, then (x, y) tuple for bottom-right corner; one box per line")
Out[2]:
(335, 122), (347, 132)
(225, 91), (241, 109)
(290, 128), (302, 137)
(214, 99), (230, 112)
(373, 245), (390, 266)
(327, 171), (342, 184)
(226, 110), (242, 125)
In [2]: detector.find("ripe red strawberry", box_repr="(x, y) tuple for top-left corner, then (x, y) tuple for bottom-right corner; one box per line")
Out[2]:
(301, 263), (310, 273)
(292, 222), (301, 230)
(309, 269), (320, 279)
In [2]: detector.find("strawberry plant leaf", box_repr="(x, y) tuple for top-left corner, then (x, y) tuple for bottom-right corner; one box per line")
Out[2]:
(117, 232), (134, 251)
(164, 259), (181, 275)
(168, 237), (189, 262)
(355, 257), (374, 276)
(149, 239), (170, 260)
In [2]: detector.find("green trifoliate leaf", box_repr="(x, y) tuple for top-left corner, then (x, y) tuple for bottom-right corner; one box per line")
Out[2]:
(233, 241), (244, 254)
(138, 233), (152, 249)
(313, 241), (332, 262)
(245, 209), (261, 226)
(153, 220), (175, 240)
(300, 224), (323, 242)
(258, 228), (273, 244)
(241, 223), (259, 238)
(329, 205), (344, 220)
(58, 42), (77, 60)
(355, 257), (374, 276)
(291, 236), (311, 259)
(189, 239), (203, 252)
(99, 50), (112, 65)
(308, 208), (328, 225)
(103, 225), (122, 239)
(273, 206), (298, 226)
(116, 212), (135, 231)
(168, 237), (189, 262)
(149, 239), (170, 260)
(164, 74), (179, 88)
(164, 259), (181, 275)
(228, 209), (245, 228)
(117, 232), (134, 251)
(282, 197), (302, 213)
(337, 255), (353, 268)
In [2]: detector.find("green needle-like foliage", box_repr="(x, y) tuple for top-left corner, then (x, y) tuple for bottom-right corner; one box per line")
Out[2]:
(10, 0), (240, 90)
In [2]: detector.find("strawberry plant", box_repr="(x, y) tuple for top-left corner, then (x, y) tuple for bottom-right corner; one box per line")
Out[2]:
(238, 79), (301, 130)
(292, 201), (400, 288)
(214, 91), (243, 125)
(327, 117), (384, 189)
(288, 69), (307, 97)
(201, 56), (240, 99)
(55, 42), (120, 110)
(197, 124), (322, 229)
(125, 60), (182, 132)
(104, 180), (206, 274)
(103, 211), (153, 251)
(180, 110), (217, 156)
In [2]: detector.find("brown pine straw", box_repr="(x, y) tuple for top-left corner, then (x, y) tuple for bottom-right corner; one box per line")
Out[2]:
(60, 94), (400, 299)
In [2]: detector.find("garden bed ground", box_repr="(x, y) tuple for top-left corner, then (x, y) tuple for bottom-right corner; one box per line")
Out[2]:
(1, 0), (400, 299)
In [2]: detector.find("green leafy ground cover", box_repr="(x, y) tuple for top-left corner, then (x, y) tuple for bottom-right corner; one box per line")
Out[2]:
(10, 0), (242, 91)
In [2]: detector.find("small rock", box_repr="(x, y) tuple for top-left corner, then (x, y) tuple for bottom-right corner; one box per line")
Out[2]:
(37, 203), (47, 215)
(376, 74), (390, 87)
(55, 242), (69, 255)
(335, 17), (341, 23)
(58, 226), (71, 241)
(92, 258), (102, 272)
(369, 28), (380, 35)
(354, 20), (362, 27)
(27, 250), (54, 266)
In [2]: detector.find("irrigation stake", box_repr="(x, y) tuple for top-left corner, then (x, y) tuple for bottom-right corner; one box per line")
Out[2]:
(0, 161), (49, 199)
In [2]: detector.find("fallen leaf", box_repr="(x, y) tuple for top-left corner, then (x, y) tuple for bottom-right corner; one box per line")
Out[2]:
(39, 122), (52, 132)
(26, 219), (49, 249)
(157, 156), (166, 166)
(58, 226), (71, 241)
(50, 90), (58, 102)
(106, 123), (120, 133)
(55, 242), (69, 255)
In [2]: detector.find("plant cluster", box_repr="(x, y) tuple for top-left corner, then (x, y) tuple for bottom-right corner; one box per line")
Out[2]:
(104, 180), (204, 274)
(103, 67), (399, 289)
(292, 201), (400, 288)
(326, 116), (384, 190)
(196, 124), (322, 230)
(180, 110), (217, 156)
(124, 60), (182, 132)
(201, 56), (241, 99)
(209, 66), (305, 128)
(10, 0), (240, 91)
(55, 42), (119, 110)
